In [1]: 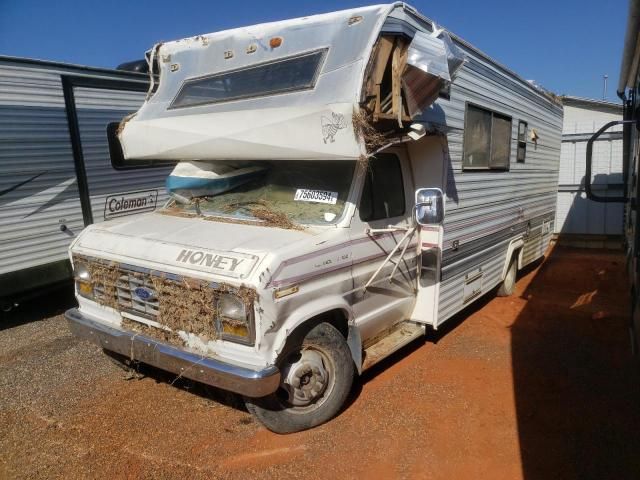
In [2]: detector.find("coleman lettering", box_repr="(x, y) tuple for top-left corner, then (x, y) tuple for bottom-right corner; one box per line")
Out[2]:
(175, 249), (246, 272)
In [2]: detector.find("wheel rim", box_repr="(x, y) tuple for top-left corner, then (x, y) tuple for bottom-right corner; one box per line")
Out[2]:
(279, 347), (334, 410)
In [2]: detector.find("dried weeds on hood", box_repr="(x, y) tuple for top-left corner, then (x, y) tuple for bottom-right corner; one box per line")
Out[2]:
(161, 199), (304, 231)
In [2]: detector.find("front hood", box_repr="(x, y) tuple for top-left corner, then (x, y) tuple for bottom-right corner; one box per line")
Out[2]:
(73, 212), (314, 282)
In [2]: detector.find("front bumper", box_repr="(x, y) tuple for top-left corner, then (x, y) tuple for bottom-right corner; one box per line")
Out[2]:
(65, 308), (280, 398)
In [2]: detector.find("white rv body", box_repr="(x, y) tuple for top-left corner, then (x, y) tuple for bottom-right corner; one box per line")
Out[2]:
(66, 4), (562, 432)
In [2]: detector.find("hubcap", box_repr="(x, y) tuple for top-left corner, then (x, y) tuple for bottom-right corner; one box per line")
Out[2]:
(281, 349), (329, 407)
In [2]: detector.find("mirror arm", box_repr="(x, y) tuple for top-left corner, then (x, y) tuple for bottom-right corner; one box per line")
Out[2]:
(367, 226), (413, 234)
(387, 227), (418, 286)
(363, 226), (417, 291)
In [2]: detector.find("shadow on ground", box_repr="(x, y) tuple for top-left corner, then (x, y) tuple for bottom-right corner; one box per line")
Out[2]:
(512, 246), (640, 479)
(0, 282), (76, 331)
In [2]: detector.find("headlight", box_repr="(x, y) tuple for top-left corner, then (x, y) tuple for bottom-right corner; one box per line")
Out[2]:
(217, 293), (253, 344)
(73, 259), (94, 299)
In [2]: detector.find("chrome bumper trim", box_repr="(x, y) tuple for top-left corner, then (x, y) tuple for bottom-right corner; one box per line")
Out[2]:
(65, 308), (279, 398)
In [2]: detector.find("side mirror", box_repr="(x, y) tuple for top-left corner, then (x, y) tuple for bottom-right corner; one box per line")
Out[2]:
(414, 188), (444, 226)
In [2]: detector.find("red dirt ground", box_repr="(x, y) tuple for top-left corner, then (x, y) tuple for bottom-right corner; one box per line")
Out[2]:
(1, 245), (639, 479)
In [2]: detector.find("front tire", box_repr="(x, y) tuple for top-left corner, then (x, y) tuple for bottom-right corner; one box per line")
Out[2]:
(245, 322), (354, 434)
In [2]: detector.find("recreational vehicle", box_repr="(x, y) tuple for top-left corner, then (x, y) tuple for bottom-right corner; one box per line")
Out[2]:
(65, 3), (563, 432)
(0, 57), (174, 311)
(600, 0), (640, 354)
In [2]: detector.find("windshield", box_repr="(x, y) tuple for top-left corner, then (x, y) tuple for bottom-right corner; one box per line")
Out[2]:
(163, 160), (356, 226)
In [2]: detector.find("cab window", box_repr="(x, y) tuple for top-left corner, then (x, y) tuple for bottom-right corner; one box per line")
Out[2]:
(359, 153), (405, 222)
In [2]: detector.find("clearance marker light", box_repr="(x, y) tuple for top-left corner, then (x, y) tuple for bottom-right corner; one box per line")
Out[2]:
(269, 37), (283, 48)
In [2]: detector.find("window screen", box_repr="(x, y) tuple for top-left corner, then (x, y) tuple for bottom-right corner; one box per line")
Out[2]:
(359, 154), (405, 222)
(463, 104), (512, 170)
(171, 49), (327, 108)
(517, 120), (527, 163)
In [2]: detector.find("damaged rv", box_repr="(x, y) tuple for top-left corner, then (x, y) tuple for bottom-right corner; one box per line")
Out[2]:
(66, 3), (562, 433)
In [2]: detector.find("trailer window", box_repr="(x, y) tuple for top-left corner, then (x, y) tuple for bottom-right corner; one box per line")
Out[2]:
(517, 120), (527, 163)
(170, 49), (327, 109)
(463, 104), (512, 170)
(359, 154), (405, 222)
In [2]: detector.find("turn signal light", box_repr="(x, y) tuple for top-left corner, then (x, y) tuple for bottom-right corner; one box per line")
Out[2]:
(77, 281), (93, 299)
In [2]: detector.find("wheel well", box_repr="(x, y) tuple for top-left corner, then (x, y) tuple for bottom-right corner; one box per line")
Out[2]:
(279, 309), (349, 359)
(295, 309), (349, 340)
(514, 247), (523, 270)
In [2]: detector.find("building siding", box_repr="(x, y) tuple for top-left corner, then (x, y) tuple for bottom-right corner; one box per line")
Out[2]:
(555, 99), (623, 237)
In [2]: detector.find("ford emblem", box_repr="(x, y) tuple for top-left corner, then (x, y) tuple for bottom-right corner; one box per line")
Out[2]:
(134, 287), (153, 301)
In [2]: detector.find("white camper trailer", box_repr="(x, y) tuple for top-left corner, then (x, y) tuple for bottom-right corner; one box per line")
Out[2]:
(65, 3), (563, 432)
(0, 57), (174, 310)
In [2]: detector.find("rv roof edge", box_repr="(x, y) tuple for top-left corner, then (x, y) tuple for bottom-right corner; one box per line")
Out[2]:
(618, 0), (640, 97)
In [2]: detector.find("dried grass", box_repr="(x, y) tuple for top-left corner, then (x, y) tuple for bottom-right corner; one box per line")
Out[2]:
(87, 261), (121, 310)
(148, 274), (220, 341)
(85, 257), (259, 347)
(352, 109), (389, 153)
(122, 317), (183, 346)
(160, 201), (304, 231)
(249, 206), (302, 230)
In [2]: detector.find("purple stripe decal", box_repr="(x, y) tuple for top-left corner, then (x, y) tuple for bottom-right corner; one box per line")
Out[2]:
(269, 241), (418, 288)
(266, 231), (405, 287)
(444, 209), (554, 249)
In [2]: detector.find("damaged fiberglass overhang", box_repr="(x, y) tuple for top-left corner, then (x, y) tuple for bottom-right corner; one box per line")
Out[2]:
(116, 3), (465, 163)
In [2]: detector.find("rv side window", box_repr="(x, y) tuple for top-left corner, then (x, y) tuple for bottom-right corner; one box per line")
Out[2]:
(463, 104), (512, 170)
(170, 49), (327, 109)
(359, 154), (405, 222)
(517, 120), (527, 163)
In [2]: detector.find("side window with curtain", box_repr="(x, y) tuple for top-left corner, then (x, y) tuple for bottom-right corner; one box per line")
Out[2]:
(359, 153), (406, 222)
(462, 104), (512, 170)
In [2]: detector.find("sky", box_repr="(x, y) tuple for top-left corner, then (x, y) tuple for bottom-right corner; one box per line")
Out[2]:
(0, 0), (629, 101)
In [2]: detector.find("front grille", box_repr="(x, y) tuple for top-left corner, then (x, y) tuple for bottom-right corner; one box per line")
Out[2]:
(92, 268), (160, 319)
(116, 272), (160, 318)
(76, 255), (255, 345)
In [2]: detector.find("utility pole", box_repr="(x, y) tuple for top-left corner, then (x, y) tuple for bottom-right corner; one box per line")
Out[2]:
(603, 74), (608, 100)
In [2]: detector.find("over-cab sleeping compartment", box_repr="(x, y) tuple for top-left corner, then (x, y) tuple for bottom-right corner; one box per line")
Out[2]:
(114, 3), (465, 163)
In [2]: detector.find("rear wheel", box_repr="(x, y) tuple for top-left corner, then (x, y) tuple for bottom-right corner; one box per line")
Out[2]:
(245, 322), (354, 434)
(497, 255), (518, 297)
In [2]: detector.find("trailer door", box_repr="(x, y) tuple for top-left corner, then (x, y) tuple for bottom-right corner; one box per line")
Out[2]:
(62, 77), (173, 226)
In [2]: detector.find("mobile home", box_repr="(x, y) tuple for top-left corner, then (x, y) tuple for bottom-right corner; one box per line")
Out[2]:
(0, 57), (174, 310)
(65, 3), (563, 432)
